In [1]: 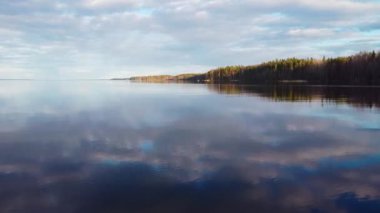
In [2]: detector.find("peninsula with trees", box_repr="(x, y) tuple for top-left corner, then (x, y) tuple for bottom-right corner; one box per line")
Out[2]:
(113, 51), (380, 85)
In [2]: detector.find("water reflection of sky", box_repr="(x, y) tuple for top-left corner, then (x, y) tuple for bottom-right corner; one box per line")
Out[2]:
(0, 81), (380, 212)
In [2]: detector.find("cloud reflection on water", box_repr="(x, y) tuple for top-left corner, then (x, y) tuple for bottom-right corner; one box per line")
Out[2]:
(0, 82), (379, 212)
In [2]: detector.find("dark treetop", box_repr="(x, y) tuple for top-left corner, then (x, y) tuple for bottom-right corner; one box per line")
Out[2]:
(127, 51), (380, 85)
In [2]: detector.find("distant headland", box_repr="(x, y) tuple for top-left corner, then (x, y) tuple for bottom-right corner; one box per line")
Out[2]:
(112, 51), (380, 85)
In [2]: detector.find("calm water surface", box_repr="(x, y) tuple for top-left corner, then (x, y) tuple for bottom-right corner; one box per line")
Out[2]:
(0, 81), (380, 213)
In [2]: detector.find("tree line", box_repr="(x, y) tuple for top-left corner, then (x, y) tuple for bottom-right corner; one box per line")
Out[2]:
(128, 51), (380, 85)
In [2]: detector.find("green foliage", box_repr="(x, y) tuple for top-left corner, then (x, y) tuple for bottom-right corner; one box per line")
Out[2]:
(199, 51), (380, 85)
(130, 51), (380, 85)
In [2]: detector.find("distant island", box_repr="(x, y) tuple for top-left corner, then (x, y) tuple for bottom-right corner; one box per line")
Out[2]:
(113, 51), (380, 85)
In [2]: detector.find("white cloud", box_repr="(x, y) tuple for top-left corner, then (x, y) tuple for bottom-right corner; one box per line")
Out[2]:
(0, 0), (379, 78)
(287, 28), (335, 37)
(81, 0), (141, 8)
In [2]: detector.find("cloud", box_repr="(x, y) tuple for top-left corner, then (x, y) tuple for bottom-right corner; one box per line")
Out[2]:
(82, 0), (139, 8)
(0, 0), (379, 78)
(287, 28), (335, 37)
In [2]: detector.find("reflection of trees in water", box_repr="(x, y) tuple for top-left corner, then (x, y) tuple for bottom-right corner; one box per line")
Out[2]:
(208, 84), (380, 109)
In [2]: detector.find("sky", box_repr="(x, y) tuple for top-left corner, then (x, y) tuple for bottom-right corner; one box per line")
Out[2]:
(0, 0), (379, 79)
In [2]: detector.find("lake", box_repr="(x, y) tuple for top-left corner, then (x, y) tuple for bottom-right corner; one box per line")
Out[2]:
(0, 81), (379, 213)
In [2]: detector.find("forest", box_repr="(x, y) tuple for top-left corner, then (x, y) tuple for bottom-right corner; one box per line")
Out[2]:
(127, 51), (380, 85)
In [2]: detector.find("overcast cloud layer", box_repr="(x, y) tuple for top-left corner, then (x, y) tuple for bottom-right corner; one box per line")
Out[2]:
(0, 0), (379, 79)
